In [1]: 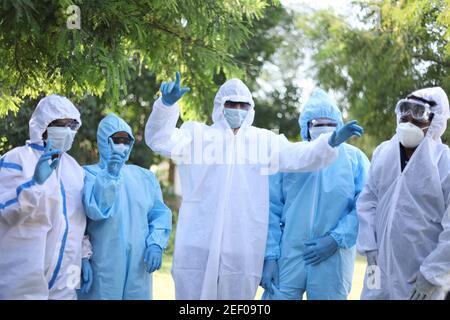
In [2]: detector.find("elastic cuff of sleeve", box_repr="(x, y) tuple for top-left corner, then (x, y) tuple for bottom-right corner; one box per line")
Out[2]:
(418, 266), (442, 287)
(322, 132), (338, 150)
(265, 255), (279, 261)
(161, 97), (176, 107)
(146, 242), (163, 251)
(357, 245), (378, 255)
(329, 232), (343, 248)
(145, 236), (165, 250)
(155, 97), (179, 111)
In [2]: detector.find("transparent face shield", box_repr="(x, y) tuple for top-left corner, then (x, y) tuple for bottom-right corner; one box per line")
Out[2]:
(308, 118), (338, 140)
(309, 118), (338, 128)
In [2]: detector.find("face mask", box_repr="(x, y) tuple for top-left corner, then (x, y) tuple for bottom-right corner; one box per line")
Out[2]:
(309, 126), (336, 140)
(396, 122), (428, 148)
(111, 143), (130, 155)
(223, 108), (248, 129)
(46, 126), (77, 153)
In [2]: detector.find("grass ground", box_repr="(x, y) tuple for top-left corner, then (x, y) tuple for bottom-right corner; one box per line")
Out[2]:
(152, 254), (367, 300)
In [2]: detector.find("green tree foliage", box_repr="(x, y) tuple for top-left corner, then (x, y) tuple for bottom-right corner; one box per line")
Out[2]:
(0, 0), (271, 119)
(296, 0), (450, 156)
(247, 6), (304, 140)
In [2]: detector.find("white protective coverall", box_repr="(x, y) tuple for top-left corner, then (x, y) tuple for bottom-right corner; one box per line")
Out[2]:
(145, 79), (339, 299)
(0, 95), (91, 300)
(357, 87), (450, 299)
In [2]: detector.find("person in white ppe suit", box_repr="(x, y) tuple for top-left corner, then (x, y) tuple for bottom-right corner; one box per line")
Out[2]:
(0, 94), (92, 299)
(145, 72), (364, 299)
(357, 87), (450, 300)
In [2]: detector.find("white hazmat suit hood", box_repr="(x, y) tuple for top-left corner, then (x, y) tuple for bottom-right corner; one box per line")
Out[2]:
(402, 86), (450, 141)
(212, 78), (255, 128)
(28, 94), (82, 144)
(357, 86), (450, 300)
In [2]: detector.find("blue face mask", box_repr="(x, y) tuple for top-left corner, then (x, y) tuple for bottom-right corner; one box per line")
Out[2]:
(223, 108), (248, 129)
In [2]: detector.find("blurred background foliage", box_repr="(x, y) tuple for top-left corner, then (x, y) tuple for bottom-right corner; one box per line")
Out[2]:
(295, 0), (450, 155)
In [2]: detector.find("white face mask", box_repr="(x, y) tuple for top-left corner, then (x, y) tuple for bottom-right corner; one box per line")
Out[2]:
(396, 122), (428, 148)
(309, 126), (336, 140)
(46, 127), (77, 153)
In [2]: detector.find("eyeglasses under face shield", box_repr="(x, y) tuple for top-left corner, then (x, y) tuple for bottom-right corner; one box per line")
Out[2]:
(395, 96), (436, 122)
(308, 118), (338, 128)
(224, 101), (251, 110)
(48, 119), (80, 130)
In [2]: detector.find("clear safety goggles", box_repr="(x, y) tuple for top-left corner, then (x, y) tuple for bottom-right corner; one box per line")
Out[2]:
(395, 96), (436, 122)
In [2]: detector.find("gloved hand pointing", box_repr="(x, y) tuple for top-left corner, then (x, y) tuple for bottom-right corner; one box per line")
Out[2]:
(33, 140), (61, 185)
(260, 259), (279, 295)
(328, 120), (364, 147)
(160, 71), (190, 106)
(303, 235), (338, 266)
(144, 244), (163, 273)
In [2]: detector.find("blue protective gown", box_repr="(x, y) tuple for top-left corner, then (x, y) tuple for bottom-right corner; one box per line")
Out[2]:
(262, 89), (370, 300)
(78, 113), (172, 300)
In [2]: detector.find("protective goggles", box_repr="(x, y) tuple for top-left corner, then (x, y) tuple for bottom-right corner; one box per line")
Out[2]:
(110, 135), (132, 145)
(48, 119), (80, 130)
(309, 118), (338, 128)
(395, 96), (436, 122)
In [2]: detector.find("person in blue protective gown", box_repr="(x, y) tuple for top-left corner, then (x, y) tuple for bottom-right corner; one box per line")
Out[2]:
(260, 88), (370, 300)
(77, 113), (172, 300)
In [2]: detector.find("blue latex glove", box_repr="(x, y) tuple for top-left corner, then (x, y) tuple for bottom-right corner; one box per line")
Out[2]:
(80, 258), (93, 293)
(328, 120), (364, 147)
(144, 244), (163, 273)
(33, 140), (61, 185)
(303, 235), (338, 266)
(106, 138), (127, 177)
(260, 259), (279, 295)
(160, 71), (191, 106)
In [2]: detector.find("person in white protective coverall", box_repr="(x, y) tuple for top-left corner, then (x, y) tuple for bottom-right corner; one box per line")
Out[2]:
(145, 72), (364, 300)
(0, 94), (92, 299)
(357, 87), (450, 300)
